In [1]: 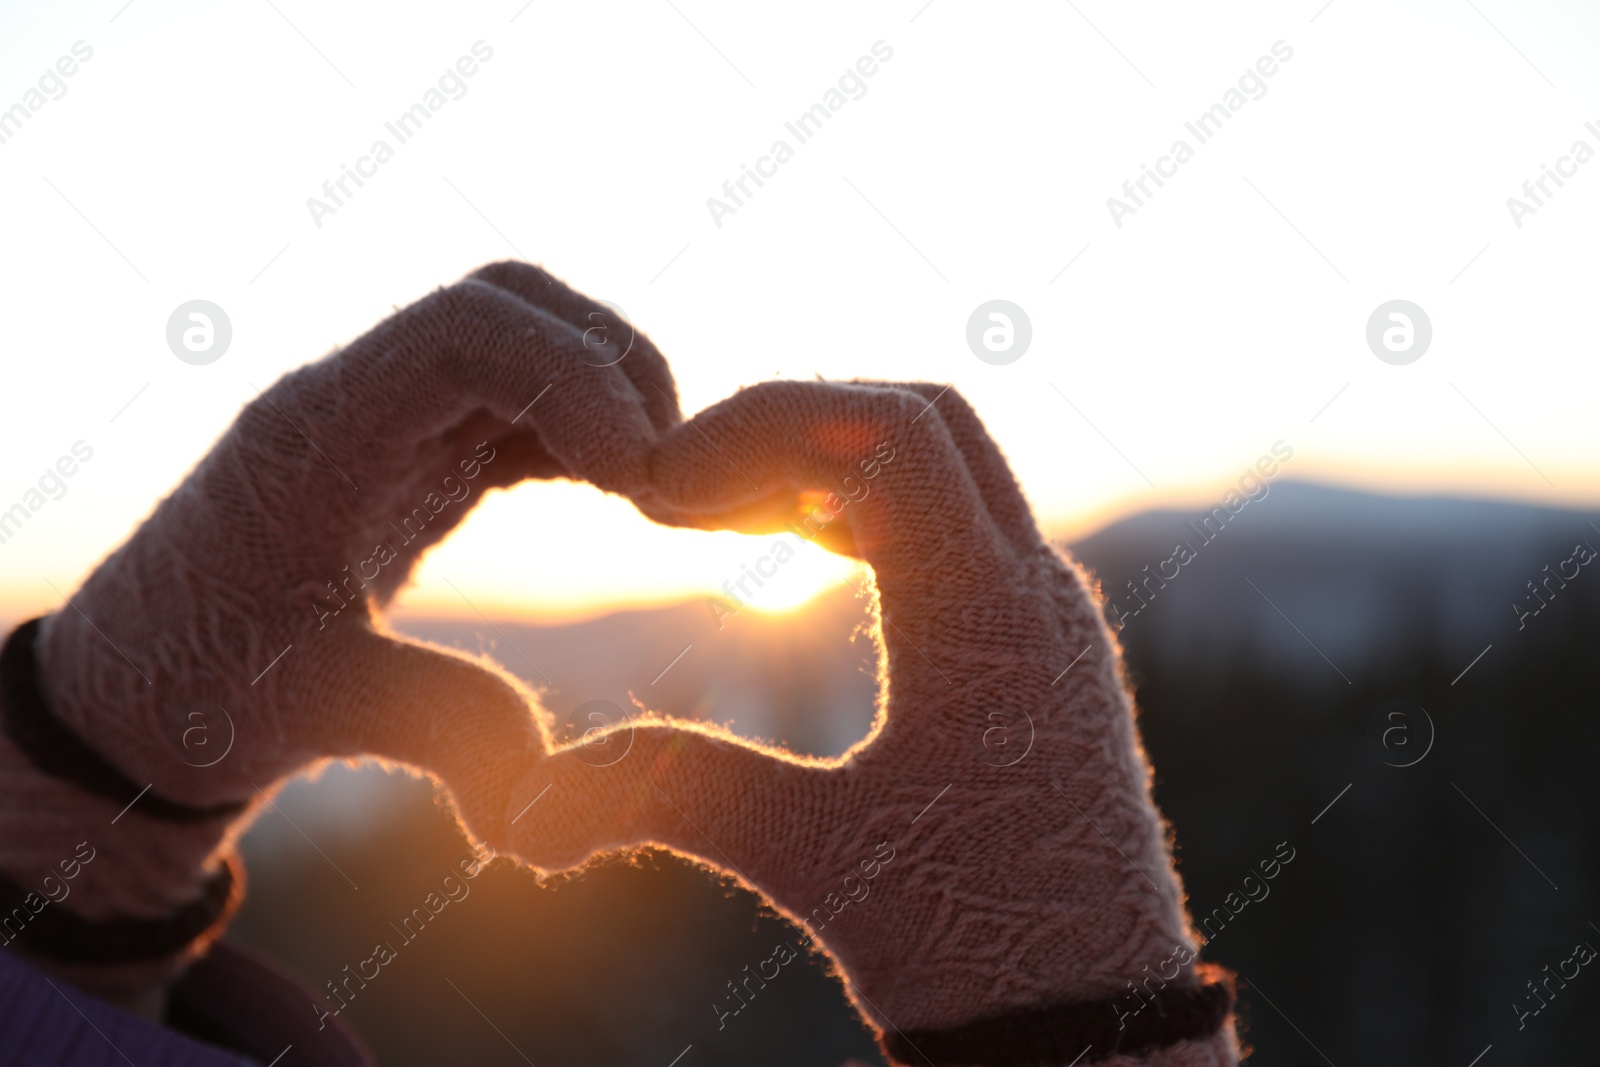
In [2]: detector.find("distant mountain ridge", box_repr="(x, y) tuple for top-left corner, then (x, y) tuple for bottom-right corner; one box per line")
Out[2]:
(1070, 480), (1600, 680)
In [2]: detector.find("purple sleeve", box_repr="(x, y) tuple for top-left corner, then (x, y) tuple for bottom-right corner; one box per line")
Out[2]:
(0, 946), (251, 1066)
(0, 941), (370, 1067)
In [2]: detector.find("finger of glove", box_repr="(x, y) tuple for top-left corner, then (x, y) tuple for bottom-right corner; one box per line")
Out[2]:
(649, 379), (1018, 608)
(466, 261), (683, 435)
(293, 623), (547, 846)
(387, 408), (568, 516)
(853, 382), (1044, 559)
(505, 721), (829, 896)
(431, 409), (568, 488)
(851, 385), (1113, 695)
(232, 280), (659, 519)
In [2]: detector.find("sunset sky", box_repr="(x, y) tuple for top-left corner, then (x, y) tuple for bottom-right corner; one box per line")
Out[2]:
(1, 0), (1597, 625)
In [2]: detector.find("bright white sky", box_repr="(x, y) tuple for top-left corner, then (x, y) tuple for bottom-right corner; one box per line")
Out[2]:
(1, 0), (1597, 624)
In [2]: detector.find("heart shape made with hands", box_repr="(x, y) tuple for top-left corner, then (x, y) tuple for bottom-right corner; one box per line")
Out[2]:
(22, 261), (1232, 1060)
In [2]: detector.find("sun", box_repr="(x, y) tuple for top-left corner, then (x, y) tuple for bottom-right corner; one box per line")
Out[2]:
(718, 533), (863, 614)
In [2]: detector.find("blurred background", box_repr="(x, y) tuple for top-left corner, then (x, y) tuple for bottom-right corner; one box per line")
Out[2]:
(225, 481), (1600, 1065)
(2, 0), (1598, 1063)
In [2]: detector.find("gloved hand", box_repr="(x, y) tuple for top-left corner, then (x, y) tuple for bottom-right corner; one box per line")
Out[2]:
(0, 262), (677, 992)
(507, 380), (1240, 1066)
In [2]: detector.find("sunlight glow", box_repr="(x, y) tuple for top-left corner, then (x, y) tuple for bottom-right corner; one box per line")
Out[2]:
(393, 480), (861, 624)
(2, 2), (1598, 629)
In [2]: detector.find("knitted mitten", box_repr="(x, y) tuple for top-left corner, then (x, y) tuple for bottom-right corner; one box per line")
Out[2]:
(508, 380), (1239, 1066)
(0, 262), (677, 995)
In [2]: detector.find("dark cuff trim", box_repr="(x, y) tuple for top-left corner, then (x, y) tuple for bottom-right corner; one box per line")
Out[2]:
(0, 851), (244, 964)
(882, 963), (1234, 1067)
(1, 618), (247, 825)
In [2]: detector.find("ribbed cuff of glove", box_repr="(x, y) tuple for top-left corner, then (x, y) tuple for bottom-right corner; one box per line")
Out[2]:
(877, 962), (1237, 1067)
(0, 618), (243, 996)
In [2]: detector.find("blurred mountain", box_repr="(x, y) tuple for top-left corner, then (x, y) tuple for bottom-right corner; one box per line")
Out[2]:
(233, 481), (1600, 1066)
(1072, 480), (1595, 678)
(400, 582), (882, 762)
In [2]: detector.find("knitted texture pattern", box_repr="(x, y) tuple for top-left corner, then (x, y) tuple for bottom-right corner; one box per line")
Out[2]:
(1, 263), (678, 990)
(506, 380), (1240, 1064)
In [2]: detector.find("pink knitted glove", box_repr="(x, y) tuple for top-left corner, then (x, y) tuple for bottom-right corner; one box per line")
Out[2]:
(0, 262), (677, 994)
(509, 381), (1239, 1066)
